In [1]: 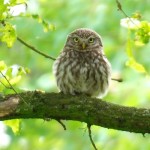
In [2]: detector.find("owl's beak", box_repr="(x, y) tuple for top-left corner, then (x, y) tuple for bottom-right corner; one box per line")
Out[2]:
(82, 42), (86, 49)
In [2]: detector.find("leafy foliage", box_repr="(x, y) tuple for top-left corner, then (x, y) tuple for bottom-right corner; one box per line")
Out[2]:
(135, 21), (150, 45)
(0, 61), (29, 93)
(0, 61), (27, 137)
(0, 0), (55, 140)
(0, 22), (16, 47)
(0, 0), (55, 48)
(28, 14), (55, 32)
(120, 17), (150, 73)
(0, 0), (23, 47)
(126, 58), (146, 73)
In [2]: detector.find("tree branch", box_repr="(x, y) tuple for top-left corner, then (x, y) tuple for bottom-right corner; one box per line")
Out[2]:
(0, 91), (149, 134)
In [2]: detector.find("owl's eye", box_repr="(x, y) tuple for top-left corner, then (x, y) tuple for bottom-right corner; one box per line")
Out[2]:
(73, 37), (79, 42)
(88, 37), (95, 43)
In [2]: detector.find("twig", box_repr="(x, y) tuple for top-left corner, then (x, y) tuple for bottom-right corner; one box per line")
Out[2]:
(116, 0), (129, 18)
(87, 124), (98, 150)
(56, 119), (66, 130)
(0, 71), (29, 106)
(17, 37), (56, 61)
(116, 0), (140, 28)
(1, 21), (56, 60)
(111, 78), (123, 82)
(0, 71), (18, 94)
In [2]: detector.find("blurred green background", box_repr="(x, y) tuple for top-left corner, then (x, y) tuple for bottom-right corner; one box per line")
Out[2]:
(0, 0), (150, 150)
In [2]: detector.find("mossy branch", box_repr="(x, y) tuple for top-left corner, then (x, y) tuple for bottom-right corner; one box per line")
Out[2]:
(0, 91), (150, 134)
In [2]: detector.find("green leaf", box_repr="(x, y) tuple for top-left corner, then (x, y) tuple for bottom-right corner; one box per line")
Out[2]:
(126, 58), (146, 73)
(4, 119), (21, 134)
(135, 21), (150, 44)
(0, 3), (8, 20)
(25, 67), (30, 74)
(9, 75), (22, 85)
(0, 61), (7, 71)
(0, 63), (29, 92)
(10, 0), (17, 4)
(26, 14), (55, 32)
(126, 31), (133, 57)
(0, 22), (17, 47)
(132, 12), (142, 20)
(6, 67), (13, 77)
(17, 66), (30, 75)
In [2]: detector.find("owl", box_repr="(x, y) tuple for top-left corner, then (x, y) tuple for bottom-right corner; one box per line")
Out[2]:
(53, 28), (111, 97)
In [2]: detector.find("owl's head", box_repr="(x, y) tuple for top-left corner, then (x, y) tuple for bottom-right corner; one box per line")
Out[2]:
(65, 28), (103, 52)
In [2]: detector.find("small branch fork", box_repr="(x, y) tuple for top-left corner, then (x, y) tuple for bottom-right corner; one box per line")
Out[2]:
(56, 119), (66, 130)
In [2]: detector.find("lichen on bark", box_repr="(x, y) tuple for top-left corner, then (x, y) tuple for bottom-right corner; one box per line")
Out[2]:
(0, 91), (150, 134)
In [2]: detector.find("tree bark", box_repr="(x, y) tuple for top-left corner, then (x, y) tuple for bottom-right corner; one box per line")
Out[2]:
(0, 91), (150, 134)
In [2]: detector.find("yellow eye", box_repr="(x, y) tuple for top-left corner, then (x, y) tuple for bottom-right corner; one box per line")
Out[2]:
(73, 37), (79, 42)
(88, 37), (94, 43)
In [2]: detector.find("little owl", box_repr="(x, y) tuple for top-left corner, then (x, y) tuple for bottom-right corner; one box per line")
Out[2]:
(53, 28), (111, 97)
